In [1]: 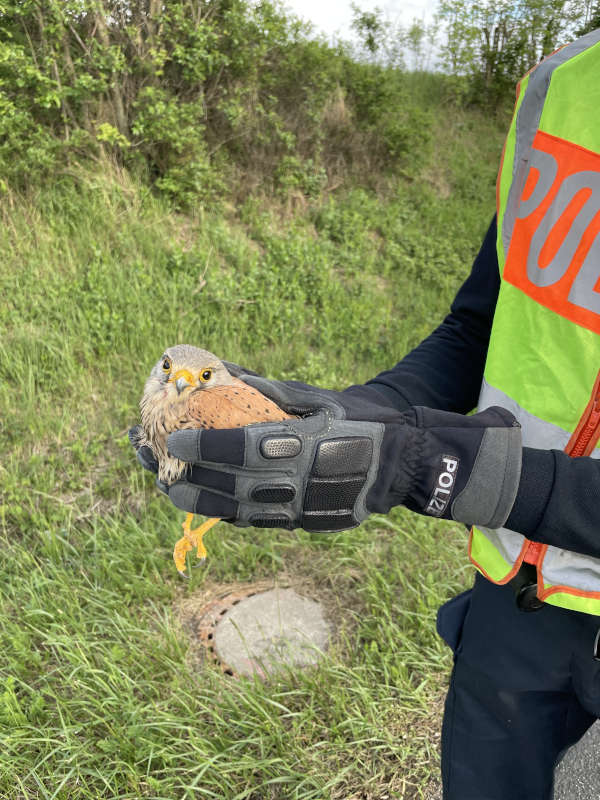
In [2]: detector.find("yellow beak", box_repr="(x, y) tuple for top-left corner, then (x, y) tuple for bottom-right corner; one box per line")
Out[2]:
(170, 368), (197, 394)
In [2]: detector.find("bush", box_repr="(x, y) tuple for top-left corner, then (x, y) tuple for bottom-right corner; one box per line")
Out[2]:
(0, 0), (433, 205)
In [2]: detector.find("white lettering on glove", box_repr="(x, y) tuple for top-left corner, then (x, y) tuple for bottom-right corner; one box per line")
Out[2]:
(426, 455), (459, 517)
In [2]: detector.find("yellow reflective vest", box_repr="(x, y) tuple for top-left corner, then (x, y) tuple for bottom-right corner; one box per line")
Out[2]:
(470, 28), (600, 614)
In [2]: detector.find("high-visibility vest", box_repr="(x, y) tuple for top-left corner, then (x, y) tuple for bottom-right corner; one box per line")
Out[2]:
(469, 28), (600, 615)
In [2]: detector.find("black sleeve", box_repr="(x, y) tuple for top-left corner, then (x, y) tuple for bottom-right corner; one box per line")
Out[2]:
(506, 448), (600, 560)
(366, 216), (500, 414)
(355, 213), (600, 561)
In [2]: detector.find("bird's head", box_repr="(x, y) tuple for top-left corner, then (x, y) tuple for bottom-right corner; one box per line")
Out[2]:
(143, 344), (234, 403)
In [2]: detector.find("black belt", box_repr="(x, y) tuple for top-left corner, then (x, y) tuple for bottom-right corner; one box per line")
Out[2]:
(509, 562), (545, 612)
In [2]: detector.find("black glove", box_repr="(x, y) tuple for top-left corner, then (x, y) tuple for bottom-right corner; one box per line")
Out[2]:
(155, 376), (522, 531)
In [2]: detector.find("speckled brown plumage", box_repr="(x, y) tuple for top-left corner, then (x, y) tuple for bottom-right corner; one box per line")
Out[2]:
(186, 382), (292, 428)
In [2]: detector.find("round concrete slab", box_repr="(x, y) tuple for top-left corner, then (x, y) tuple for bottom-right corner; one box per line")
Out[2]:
(213, 587), (331, 677)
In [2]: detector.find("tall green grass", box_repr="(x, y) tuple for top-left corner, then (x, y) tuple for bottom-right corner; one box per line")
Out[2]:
(0, 104), (505, 799)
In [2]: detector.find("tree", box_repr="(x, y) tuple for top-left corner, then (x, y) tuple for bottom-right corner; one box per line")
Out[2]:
(350, 4), (438, 70)
(575, 0), (600, 34)
(350, 4), (405, 67)
(437, 0), (591, 107)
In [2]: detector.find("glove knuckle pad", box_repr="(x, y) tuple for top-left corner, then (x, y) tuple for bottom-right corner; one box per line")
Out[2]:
(299, 436), (374, 531)
(312, 437), (373, 476)
(259, 435), (302, 459)
(304, 477), (364, 511)
(250, 485), (296, 503)
(239, 421), (381, 531)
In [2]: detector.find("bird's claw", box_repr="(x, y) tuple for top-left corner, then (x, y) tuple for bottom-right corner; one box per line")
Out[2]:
(173, 514), (219, 577)
(173, 535), (193, 576)
(176, 558), (205, 580)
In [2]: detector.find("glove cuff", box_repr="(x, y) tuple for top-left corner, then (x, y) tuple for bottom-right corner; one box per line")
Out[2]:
(365, 423), (424, 513)
(451, 420), (522, 528)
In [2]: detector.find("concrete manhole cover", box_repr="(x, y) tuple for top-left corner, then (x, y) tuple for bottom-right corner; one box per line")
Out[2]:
(189, 585), (331, 678)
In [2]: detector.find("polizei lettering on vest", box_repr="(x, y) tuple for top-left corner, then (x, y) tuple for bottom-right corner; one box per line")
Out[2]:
(503, 129), (600, 335)
(426, 455), (459, 517)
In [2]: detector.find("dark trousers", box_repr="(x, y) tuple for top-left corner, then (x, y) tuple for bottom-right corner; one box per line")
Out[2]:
(439, 572), (600, 800)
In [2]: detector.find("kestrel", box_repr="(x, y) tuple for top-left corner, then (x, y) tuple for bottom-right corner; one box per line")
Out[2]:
(136, 344), (293, 575)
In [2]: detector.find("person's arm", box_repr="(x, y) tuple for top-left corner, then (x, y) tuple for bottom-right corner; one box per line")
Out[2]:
(366, 214), (600, 562)
(131, 216), (521, 535)
(506, 449), (600, 559)
(366, 216), (500, 414)
(130, 205), (600, 561)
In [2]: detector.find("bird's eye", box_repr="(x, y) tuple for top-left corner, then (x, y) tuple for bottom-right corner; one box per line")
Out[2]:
(200, 369), (212, 382)
(162, 358), (171, 373)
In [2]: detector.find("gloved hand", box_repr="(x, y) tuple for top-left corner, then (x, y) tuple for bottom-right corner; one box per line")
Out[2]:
(143, 376), (522, 532)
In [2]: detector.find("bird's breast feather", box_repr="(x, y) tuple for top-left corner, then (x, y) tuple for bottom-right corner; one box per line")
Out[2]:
(186, 381), (293, 429)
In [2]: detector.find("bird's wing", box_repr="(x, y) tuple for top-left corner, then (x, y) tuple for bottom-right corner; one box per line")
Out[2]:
(185, 380), (293, 429)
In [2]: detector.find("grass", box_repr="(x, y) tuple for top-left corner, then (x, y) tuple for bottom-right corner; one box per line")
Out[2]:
(0, 103), (506, 799)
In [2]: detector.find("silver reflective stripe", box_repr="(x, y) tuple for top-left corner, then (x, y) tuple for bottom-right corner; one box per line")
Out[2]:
(478, 379), (600, 595)
(501, 29), (600, 260)
(543, 545), (600, 592)
(516, 148), (558, 219)
(479, 379), (572, 451)
(527, 170), (600, 289)
(479, 379), (600, 457)
(568, 229), (600, 315)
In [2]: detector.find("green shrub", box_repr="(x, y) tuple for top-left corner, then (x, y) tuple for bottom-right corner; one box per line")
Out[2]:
(0, 0), (436, 206)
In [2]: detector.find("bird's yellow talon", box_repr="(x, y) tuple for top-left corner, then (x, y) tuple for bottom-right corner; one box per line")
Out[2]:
(172, 514), (219, 576)
(173, 532), (194, 575)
